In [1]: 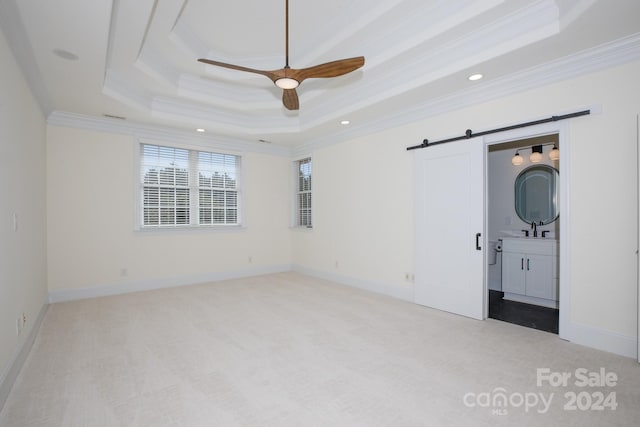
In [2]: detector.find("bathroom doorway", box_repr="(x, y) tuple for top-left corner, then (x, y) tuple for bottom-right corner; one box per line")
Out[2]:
(487, 134), (560, 333)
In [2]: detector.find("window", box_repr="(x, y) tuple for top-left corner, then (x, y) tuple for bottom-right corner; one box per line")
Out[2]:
(197, 151), (239, 225)
(295, 157), (312, 227)
(140, 143), (240, 228)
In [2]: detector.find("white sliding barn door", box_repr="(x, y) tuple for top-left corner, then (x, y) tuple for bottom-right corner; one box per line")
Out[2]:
(414, 137), (485, 320)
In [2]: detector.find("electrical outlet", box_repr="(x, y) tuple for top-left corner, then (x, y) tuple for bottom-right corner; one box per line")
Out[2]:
(22, 312), (26, 327)
(13, 213), (18, 232)
(120, 268), (128, 277)
(248, 256), (253, 263)
(335, 260), (339, 269)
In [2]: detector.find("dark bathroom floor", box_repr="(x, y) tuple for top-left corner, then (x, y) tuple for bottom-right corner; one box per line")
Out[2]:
(488, 290), (559, 334)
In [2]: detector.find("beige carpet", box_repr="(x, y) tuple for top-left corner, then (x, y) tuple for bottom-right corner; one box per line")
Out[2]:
(1, 272), (638, 426)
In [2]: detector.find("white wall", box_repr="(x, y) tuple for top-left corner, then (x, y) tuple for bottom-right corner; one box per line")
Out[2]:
(36, 60), (640, 358)
(0, 27), (48, 402)
(46, 126), (292, 300)
(292, 134), (415, 300)
(293, 60), (640, 356)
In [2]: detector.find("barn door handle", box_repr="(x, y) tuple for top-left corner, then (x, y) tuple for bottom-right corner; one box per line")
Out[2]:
(475, 233), (481, 251)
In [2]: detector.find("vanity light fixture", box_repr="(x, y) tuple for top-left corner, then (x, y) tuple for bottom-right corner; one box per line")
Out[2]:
(511, 152), (524, 165)
(529, 145), (543, 163)
(511, 143), (559, 166)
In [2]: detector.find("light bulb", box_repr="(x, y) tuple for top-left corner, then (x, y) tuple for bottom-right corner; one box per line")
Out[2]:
(549, 146), (560, 160)
(530, 151), (542, 163)
(511, 153), (524, 166)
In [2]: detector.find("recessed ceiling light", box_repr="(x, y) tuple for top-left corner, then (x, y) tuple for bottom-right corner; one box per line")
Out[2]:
(340, 120), (350, 125)
(468, 73), (483, 81)
(196, 128), (205, 133)
(52, 48), (79, 61)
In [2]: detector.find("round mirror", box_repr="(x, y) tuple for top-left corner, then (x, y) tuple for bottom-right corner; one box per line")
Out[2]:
(514, 164), (559, 224)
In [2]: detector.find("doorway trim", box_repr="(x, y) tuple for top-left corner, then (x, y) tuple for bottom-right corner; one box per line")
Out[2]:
(483, 120), (571, 341)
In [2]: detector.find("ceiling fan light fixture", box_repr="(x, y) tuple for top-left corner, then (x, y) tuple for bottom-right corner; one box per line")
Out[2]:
(275, 78), (299, 89)
(197, 0), (364, 111)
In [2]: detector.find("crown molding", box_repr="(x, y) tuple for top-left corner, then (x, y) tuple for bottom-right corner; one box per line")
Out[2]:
(302, 32), (640, 152)
(100, 0), (564, 140)
(47, 111), (292, 157)
(150, 96), (301, 134)
(44, 32), (640, 160)
(296, 0), (561, 131)
(177, 73), (279, 109)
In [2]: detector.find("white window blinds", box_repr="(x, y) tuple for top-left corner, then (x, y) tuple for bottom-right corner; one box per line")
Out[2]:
(296, 157), (312, 227)
(198, 152), (239, 225)
(140, 143), (240, 227)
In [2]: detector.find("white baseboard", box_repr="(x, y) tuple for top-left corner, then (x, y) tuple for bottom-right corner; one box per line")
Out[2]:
(47, 265), (638, 361)
(48, 264), (292, 303)
(293, 265), (638, 360)
(292, 264), (414, 302)
(0, 302), (48, 413)
(566, 321), (638, 359)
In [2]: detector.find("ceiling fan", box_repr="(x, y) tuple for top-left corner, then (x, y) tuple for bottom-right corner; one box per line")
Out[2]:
(198, 0), (365, 111)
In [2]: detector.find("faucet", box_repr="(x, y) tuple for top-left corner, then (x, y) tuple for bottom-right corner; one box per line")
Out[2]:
(531, 221), (543, 238)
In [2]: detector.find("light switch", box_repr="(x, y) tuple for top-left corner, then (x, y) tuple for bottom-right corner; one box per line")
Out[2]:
(13, 213), (18, 232)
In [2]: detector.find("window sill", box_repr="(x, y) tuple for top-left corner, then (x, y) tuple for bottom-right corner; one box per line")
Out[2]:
(136, 224), (246, 234)
(290, 225), (313, 232)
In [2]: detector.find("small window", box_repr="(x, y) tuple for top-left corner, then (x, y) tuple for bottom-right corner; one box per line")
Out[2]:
(140, 143), (241, 228)
(296, 157), (312, 227)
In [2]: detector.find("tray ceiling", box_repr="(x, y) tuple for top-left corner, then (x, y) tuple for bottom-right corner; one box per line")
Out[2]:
(2, 0), (640, 148)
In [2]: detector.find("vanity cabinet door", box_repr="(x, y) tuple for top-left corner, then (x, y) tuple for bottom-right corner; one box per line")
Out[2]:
(524, 254), (554, 300)
(503, 252), (526, 295)
(501, 238), (558, 307)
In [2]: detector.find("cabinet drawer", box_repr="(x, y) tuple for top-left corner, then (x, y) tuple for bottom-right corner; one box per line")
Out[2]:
(501, 238), (557, 256)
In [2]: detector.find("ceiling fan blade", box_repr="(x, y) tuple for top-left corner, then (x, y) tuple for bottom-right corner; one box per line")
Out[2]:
(198, 58), (279, 81)
(282, 88), (299, 110)
(292, 56), (365, 83)
(198, 0), (365, 113)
